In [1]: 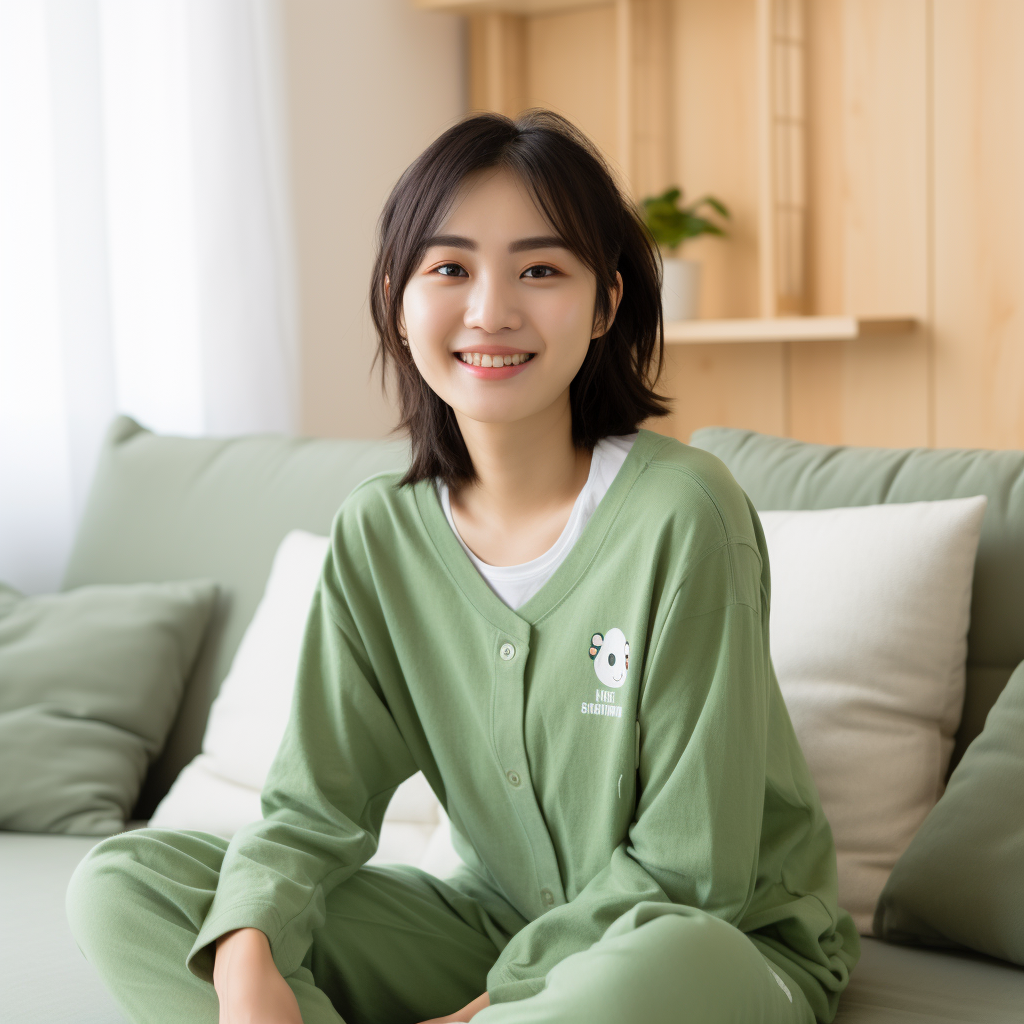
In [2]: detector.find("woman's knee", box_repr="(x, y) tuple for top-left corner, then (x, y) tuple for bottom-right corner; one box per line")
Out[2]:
(538, 907), (771, 1023)
(602, 902), (752, 971)
(620, 913), (809, 1022)
(601, 909), (751, 985)
(646, 908), (750, 963)
(66, 827), (228, 960)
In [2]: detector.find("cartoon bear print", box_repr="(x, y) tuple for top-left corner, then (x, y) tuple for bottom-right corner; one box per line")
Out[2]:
(589, 627), (630, 688)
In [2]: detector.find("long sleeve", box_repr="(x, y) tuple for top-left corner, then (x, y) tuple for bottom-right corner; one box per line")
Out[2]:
(186, 536), (418, 982)
(487, 539), (777, 1003)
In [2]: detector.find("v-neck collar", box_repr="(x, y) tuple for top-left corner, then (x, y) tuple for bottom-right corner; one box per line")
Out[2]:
(414, 428), (669, 635)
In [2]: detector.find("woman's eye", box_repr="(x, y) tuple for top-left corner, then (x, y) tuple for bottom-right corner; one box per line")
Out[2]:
(522, 265), (557, 279)
(436, 263), (467, 277)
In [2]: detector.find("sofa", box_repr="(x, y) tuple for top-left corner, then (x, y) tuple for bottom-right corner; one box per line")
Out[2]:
(2, 415), (1022, 1023)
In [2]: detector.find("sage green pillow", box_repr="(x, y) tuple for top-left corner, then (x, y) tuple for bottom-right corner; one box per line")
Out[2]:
(0, 579), (216, 835)
(874, 659), (1024, 964)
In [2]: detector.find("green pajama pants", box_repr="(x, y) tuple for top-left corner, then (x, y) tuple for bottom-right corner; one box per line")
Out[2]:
(66, 828), (816, 1024)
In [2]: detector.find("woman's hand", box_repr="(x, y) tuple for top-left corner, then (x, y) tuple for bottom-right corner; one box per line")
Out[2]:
(417, 990), (490, 1023)
(213, 927), (303, 1024)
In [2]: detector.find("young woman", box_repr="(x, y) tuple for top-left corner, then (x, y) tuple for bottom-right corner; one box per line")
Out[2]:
(68, 110), (858, 1024)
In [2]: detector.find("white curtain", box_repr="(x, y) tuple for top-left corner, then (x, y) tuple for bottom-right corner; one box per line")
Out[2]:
(0, 0), (298, 594)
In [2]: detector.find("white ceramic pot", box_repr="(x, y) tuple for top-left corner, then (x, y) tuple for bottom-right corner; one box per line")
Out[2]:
(661, 256), (701, 322)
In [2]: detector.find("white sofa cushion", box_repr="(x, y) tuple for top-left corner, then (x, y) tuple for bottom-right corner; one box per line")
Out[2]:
(760, 496), (987, 933)
(150, 530), (458, 874)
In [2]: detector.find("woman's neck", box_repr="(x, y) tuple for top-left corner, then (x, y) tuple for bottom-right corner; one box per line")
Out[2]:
(448, 393), (593, 567)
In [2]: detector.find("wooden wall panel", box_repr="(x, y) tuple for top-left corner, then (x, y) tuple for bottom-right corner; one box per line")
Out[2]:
(647, 341), (788, 442)
(468, 15), (527, 116)
(837, 0), (930, 448)
(671, 0), (761, 320)
(804, 0), (844, 320)
(788, 339), (843, 443)
(841, 1), (929, 322)
(933, 0), (1024, 449)
(793, 0), (931, 448)
(526, 7), (619, 174)
(654, 0), (787, 444)
(630, 0), (674, 199)
(792, 0), (843, 443)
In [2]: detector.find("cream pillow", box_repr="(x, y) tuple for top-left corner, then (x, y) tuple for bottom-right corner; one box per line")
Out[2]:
(150, 530), (459, 874)
(760, 496), (987, 934)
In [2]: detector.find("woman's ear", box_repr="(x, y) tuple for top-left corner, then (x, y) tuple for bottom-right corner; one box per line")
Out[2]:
(591, 271), (624, 339)
(385, 274), (410, 346)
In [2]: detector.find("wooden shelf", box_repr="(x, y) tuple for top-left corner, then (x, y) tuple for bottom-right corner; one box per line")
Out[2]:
(664, 316), (917, 345)
(414, 0), (596, 13)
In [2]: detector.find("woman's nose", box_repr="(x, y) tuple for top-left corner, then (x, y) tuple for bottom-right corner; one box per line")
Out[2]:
(463, 273), (522, 334)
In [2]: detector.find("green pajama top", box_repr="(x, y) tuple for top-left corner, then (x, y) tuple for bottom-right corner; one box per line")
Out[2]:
(185, 428), (859, 1020)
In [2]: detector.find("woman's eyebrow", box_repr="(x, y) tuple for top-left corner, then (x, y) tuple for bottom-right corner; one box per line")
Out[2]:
(509, 235), (566, 253)
(423, 234), (567, 253)
(424, 234), (476, 251)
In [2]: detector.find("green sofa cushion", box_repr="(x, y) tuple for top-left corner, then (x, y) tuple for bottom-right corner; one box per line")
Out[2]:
(0, 579), (216, 834)
(62, 416), (410, 817)
(874, 659), (1024, 965)
(688, 427), (1024, 769)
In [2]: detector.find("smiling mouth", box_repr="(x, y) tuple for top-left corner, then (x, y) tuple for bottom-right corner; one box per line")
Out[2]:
(454, 351), (535, 368)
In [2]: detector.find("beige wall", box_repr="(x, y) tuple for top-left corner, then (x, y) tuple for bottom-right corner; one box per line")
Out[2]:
(279, 0), (466, 438)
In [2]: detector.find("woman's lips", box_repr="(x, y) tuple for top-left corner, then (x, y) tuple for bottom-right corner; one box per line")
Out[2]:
(453, 353), (533, 380)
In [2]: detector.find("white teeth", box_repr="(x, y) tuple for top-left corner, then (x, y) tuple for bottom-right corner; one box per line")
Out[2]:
(457, 352), (533, 367)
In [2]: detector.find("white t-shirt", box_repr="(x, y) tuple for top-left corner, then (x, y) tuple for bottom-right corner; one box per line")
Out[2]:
(435, 433), (638, 610)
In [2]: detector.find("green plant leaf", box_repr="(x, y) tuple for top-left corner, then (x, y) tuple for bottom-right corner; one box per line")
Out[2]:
(700, 196), (731, 219)
(642, 186), (730, 249)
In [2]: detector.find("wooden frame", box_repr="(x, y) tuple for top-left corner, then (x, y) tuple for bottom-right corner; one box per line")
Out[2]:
(757, 0), (808, 316)
(665, 316), (915, 344)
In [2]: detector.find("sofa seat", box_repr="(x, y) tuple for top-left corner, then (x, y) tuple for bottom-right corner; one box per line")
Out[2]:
(4, 830), (1022, 1024)
(1, 830), (127, 1024)
(835, 937), (1024, 1022)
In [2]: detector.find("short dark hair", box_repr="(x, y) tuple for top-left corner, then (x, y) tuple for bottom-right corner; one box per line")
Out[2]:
(369, 109), (671, 491)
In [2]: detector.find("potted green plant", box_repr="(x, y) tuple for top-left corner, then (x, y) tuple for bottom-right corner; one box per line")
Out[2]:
(641, 187), (730, 321)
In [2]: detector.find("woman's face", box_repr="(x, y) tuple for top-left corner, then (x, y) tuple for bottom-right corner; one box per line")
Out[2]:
(401, 168), (618, 428)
